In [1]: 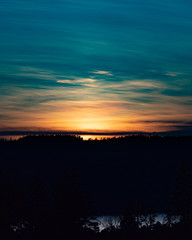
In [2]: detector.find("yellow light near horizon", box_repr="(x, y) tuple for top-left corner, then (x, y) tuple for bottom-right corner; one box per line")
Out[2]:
(74, 117), (110, 131)
(2, 98), (192, 133)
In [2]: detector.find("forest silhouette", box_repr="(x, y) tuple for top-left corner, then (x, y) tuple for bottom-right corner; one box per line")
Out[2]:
(0, 134), (192, 239)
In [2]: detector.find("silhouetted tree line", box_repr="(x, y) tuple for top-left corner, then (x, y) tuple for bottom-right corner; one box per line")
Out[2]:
(1, 134), (192, 146)
(0, 163), (192, 240)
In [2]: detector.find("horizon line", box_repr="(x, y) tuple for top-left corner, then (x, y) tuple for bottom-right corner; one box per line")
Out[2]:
(0, 130), (192, 136)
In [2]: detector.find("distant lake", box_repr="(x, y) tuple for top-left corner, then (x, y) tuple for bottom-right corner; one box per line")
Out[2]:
(96, 214), (180, 231)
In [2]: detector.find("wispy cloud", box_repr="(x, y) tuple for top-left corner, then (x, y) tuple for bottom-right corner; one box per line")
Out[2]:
(98, 79), (167, 92)
(91, 70), (113, 76)
(82, 83), (98, 87)
(165, 72), (184, 77)
(126, 80), (165, 89)
(0, 61), (192, 133)
(57, 78), (96, 84)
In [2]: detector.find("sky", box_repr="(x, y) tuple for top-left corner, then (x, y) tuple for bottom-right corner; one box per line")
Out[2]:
(0, 0), (192, 133)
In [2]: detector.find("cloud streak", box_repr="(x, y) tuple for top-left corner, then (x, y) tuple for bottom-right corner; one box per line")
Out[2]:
(91, 70), (113, 76)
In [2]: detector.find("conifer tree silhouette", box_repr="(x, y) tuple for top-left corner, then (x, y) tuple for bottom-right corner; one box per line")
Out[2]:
(0, 172), (15, 238)
(52, 169), (98, 237)
(28, 176), (50, 238)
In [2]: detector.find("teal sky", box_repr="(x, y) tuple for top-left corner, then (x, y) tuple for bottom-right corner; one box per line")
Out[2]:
(0, 0), (192, 133)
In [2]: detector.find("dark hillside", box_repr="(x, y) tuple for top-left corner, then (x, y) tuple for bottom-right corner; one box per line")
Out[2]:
(0, 135), (191, 214)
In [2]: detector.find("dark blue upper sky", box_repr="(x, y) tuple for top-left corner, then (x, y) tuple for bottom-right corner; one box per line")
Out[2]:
(0, 0), (192, 133)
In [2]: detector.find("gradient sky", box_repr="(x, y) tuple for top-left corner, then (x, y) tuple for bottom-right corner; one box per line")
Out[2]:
(1, 0), (192, 133)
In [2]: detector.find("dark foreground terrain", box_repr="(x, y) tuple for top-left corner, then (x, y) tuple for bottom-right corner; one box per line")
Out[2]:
(0, 134), (192, 239)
